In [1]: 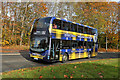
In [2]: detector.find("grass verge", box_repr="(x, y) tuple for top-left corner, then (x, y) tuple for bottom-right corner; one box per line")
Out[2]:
(2, 45), (29, 50)
(2, 58), (119, 78)
(1, 45), (29, 53)
(98, 48), (120, 52)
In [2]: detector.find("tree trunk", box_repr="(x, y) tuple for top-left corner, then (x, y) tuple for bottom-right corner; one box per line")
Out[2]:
(106, 36), (107, 52)
(117, 40), (119, 50)
(20, 2), (29, 46)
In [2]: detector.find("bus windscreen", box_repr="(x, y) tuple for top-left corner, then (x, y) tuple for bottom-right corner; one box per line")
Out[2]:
(30, 37), (48, 52)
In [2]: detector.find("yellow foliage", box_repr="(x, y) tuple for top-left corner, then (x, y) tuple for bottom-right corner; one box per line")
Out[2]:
(2, 40), (9, 46)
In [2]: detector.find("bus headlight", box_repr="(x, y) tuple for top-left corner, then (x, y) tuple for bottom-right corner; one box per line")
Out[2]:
(47, 56), (49, 59)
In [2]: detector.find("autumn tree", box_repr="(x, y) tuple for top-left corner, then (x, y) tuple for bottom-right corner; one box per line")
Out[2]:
(73, 2), (119, 49)
(2, 2), (48, 46)
(47, 2), (119, 49)
(2, 1), (119, 50)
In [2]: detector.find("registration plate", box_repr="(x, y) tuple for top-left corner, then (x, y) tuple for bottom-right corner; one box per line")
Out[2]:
(34, 58), (38, 60)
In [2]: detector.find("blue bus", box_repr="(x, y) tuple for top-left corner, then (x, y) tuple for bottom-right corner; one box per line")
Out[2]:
(29, 17), (98, 62)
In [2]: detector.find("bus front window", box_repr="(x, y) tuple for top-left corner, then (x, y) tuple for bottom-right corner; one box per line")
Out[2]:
(31, 17), (52, 35)
(30, 37), (48, 52)
(34, 17), (51, 29)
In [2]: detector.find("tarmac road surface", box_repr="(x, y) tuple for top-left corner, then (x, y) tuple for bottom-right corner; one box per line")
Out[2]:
(1, 50), (120, 72)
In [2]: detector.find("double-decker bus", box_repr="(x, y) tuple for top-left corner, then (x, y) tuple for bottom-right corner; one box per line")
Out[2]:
(29, 17), (98, 62)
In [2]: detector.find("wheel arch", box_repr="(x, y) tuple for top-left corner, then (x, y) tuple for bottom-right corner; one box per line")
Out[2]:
(64, 52), (69, 60)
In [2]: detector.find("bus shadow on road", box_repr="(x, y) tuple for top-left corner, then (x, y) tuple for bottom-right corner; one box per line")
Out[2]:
(19, 50), (59, 65)
(19, 50), (120, 65)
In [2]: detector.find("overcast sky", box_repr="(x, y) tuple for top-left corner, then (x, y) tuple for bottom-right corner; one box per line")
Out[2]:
(110, 0), (119, 2)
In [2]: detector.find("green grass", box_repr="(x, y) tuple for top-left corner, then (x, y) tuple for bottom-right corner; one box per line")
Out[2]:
(2, 58), (119, 79)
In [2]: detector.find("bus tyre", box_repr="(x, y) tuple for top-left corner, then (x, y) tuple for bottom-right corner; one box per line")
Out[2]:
(88, 52), (91, 59)
(62, 53), (68, 63)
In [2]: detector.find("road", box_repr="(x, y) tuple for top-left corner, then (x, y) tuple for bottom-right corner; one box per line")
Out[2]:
(2, 50), (120, 72)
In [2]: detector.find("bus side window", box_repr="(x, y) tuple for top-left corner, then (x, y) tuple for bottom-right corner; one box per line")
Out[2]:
(71, 23), (75, 32)
(62, 23), (65, 30)
(52, 19), (62, 29)
(52, 19), (56, 29)
(62, 21), (69, 31)
(72, 41), (78, 49)
(84, 41), (87, 49)
(57, 20), (61, 29)
(74, 24), (77, 32)
(78, 25), (80, 33)
(87, 28), (90, 34)
(71, 24), (77, 32)
(91, 29), (96, 35)
(78, 41), (83, 49)
(65, 22), (69, 31)
(65, 22), (71, 31)
(68, 23), (71, 31)
(84, 27), (88, 34)
(86, 42), (90, 49)
(62, 40), (71, 49)
(53, 24), (57, 29)
(78, 25), (83, 33)
(89, 28), (92, 35)
(81, 41), (84, 48)
(62, 21), (66, 30)
(88, 42), (92, 48)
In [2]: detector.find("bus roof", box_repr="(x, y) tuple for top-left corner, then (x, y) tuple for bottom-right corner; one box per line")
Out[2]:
(50, 17), (96, 30)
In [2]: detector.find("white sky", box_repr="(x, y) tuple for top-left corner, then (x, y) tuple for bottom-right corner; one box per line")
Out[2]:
(1, 0), (120, 2)
(110, 0), (119, 2)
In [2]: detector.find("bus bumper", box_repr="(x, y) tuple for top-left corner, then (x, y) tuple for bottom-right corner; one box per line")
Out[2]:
(30, 54), (55, 62)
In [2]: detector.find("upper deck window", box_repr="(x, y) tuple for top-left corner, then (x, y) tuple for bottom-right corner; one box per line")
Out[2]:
(89, 28), (92, 35)
(71, 23), (77, 32)
(52, 19), (62, 29)
(62, 21), (71, 31)
(84, 27), (89, 34)
(52, 18), (97, 35)
(91, 29), (97, 35)
(78, 25), (83, 33)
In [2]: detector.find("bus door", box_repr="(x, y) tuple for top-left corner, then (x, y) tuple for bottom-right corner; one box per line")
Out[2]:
(51, 39), (60, 60)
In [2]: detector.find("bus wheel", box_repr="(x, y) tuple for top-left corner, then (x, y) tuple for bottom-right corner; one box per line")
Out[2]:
(62, 53), (68, 63)
(88, 52), (91, 59)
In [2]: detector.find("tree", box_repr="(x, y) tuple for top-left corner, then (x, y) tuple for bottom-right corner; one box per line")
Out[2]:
(2, 2), (48, 46)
